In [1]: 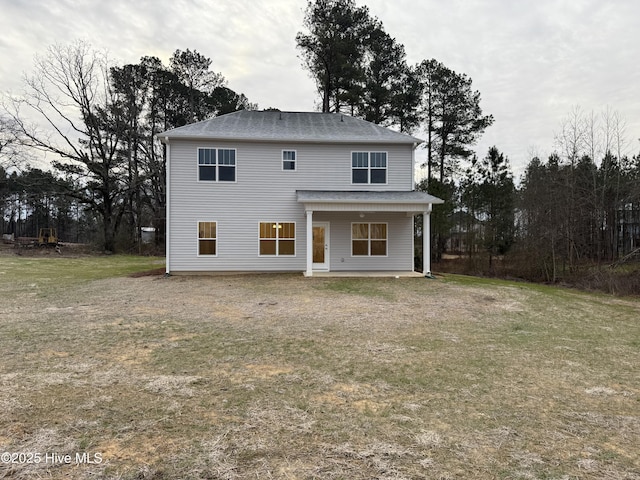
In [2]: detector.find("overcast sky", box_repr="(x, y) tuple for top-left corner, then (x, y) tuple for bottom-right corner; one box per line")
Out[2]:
(1, 0), (638, 179)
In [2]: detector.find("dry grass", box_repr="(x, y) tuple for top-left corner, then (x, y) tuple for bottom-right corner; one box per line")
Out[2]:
(0, 254), (639, 479)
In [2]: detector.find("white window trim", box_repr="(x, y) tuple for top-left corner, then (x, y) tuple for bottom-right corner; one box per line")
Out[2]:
(258, 221), (297, 257)
(197, 147), (238, 183)
(350, 151), (388, 185)
(197, 220), (218, 257)
(282, 149), (297, 171)
(350, 222), (389, 257)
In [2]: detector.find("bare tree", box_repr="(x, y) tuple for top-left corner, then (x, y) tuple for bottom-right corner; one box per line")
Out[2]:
(5, 41), (126, 252)
(0, 114), (27, 169)
(555, 105), (586, 167)
(553, 106), (588, 267)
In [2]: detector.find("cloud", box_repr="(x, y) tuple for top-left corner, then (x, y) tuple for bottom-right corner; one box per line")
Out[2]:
(367, 0), (639, 171)
(1, 0), (638, 175)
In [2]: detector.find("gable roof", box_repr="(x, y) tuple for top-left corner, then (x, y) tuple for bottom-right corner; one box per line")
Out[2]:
(158, 110), (423, 145)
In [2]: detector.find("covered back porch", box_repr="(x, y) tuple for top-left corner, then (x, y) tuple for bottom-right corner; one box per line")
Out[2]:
(296, 190), (444, 277)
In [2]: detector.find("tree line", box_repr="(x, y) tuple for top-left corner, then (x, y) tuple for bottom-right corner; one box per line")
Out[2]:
(417, 107), (640, 288)
(516, 108), (640, 282)
(0, 166), (90, 243)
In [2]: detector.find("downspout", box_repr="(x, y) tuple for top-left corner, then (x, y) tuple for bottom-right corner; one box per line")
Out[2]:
(164, 137), (171, 275)
(412, 142), (418, 190)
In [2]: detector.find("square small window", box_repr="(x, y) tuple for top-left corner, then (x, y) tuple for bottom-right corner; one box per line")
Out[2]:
(283, 150), (296, 170)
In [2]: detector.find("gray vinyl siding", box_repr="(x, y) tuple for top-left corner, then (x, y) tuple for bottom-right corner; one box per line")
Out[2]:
(168, 139), (416, 272)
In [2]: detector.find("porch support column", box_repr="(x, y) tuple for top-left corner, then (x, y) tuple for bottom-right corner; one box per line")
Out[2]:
(305, 209), (313, 277)
(423, 205), (433, 277)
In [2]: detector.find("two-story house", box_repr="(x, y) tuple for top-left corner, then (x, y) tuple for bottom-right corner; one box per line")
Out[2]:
(159, 110), (443, 276)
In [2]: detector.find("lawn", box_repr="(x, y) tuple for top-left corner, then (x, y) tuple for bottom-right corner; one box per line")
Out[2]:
(0, 254), (639, 479)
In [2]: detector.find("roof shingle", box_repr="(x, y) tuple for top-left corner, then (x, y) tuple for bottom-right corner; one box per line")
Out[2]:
(159, 110), (423, 144)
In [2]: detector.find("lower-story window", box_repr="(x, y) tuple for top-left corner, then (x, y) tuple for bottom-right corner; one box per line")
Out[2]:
(259, 222), (295, 256)
(198, 221), (217, 255)
(352, 222), (387, 256)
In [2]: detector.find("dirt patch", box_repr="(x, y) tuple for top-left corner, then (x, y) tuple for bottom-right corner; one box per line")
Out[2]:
(128, 267), (165, 277)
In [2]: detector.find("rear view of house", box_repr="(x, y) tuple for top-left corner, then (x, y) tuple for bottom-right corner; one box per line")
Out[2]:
(159, 110), (443, 276)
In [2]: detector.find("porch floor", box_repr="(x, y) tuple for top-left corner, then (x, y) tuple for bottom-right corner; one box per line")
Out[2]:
(309, 271), (425, 278)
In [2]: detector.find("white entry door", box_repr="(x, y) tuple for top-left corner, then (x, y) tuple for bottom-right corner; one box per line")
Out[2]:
(312, 222), (330, 271)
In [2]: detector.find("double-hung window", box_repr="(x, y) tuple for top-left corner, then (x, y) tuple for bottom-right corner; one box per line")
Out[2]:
(282, 150), (296, 170)
(198, 148), (236, 182)
(352, 151), (387, 184)
(259, 222), (295, 256)
(198, 221), (217, 255)
(352, 223), (387, 256)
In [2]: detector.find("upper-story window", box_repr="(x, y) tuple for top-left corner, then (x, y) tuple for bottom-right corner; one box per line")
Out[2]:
(282, 150), (296, 171)
(352, 151), (387, 184)
(198, 148), (236, 182)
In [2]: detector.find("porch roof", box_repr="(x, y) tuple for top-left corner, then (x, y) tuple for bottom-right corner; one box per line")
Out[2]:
(296, 190), (444, 214)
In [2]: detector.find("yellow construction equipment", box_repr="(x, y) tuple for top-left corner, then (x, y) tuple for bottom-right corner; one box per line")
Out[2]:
(38, 228), (58, 246)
